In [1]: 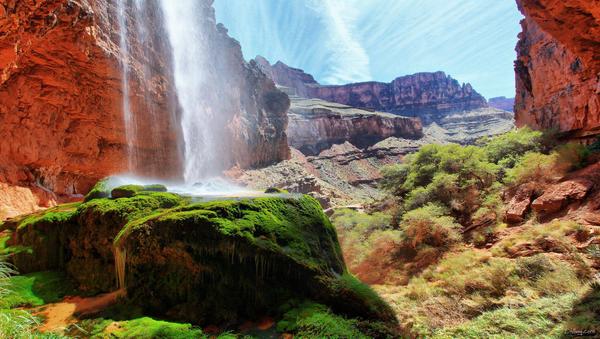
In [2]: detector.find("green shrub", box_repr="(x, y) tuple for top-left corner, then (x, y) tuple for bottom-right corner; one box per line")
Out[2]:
(480, 127), (544, 166)
(504, 152), (561, 185)
(516, 254), (554, 281)
(381, 143), (499, 220)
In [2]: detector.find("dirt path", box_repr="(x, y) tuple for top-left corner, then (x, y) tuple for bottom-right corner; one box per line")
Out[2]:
(36, 289), (126, 333)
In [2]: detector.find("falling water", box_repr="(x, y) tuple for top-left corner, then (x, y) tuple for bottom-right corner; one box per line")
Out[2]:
(160, 1), (220, 183)
(117, 0), (135, 171)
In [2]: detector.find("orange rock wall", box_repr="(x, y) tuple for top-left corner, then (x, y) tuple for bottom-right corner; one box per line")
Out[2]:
(515, 0), (600, 140)
(0, 0), (182, 199)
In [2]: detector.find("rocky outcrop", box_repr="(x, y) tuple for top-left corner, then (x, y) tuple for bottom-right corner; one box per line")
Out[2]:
(255, 58), (489, 123)
(515, 0), (600, 141)
(286, 94), (422, 155)
(489, 97), (515, 112)
(1, 190), (396, 329)
(254, 56), (319, 98)
(0, 0), (290, 217)
(505, 161), (600, 224)
(428, 108), (515, 145)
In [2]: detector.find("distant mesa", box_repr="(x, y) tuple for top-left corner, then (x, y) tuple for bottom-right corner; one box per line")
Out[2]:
(489, 96), (515, 112)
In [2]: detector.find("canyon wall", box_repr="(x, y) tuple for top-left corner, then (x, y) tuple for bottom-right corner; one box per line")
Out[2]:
(286, 95), (422, 155)
(515, 0), (600, 141)
(256, 58), (489, 124)
(0, 0), (289, 218)
(489, 96), (515, 112)
(0, 0), (182, 200)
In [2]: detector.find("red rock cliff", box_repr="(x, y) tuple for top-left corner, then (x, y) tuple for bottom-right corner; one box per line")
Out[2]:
(515, 0), (600, 141)
(0, 0), (182, 200)
(255, 58), (488, 124)
(0, 0), (289, 218)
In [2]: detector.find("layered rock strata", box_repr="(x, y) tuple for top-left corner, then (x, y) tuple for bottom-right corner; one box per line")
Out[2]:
(286, 94), (422, 155)
(255, 58), (489, 123)
(515, 0), (600, 141)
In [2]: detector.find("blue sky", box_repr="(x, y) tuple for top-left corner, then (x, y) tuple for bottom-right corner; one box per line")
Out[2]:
(214, 0), (523, 99)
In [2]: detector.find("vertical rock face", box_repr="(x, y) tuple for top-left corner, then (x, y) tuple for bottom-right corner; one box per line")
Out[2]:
(255, 55), (319, 98)
(286, 96), (422, 155)
(255, 58), (489, 123)
(515, 0), (600, 141)
(0, 0), (290, 217)
(0, 0), (182, 199)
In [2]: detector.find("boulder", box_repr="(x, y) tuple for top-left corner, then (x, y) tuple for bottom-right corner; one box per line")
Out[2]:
(531, 179), (594, 215)
(505, 183), (536, 223)
(1, 186), (396, 328)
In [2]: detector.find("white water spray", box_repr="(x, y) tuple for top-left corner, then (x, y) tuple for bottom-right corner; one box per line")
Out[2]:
(161, 1), (220, 183)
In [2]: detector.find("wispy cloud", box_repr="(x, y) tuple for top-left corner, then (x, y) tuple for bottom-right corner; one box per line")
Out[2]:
(307, 0), (372, 84)
(213, 0), (523, 98)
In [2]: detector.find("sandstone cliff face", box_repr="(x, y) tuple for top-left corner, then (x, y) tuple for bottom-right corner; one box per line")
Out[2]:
(515, 0), (600, 141)
(255, 58), (489, 123)
(286, 95), (422, 155)
(0, 0), (182, 210)
(0, 0), (290, 218)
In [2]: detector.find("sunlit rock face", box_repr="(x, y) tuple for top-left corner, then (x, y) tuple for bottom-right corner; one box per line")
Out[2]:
(0, 1), (182, 202)
(286, 95), (423, 155)
(515, 0), (600, 141)
(0, 0), (290, 217)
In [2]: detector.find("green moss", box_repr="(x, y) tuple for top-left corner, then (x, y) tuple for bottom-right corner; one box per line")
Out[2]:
(85, 179), (111, 202)
(120, 195), (343, 272)
(74, 317), (205, 339)
(277, 301), (368, 338)
(111, 185), (145, 199)
(17, 210), (76, 230)
(142, 184), (168, 192)
(1, 271), (75, 308)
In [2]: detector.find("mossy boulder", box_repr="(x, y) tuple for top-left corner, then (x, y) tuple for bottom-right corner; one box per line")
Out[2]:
(111, 184), (168, 199)
(116, 195), (395, 324)
(84, 179), (110, 202)
(264, 187), (289, 194)
(2, 183), (396, 331)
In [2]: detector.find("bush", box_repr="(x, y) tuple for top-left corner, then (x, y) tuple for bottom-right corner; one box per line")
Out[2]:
(504, 152), (561, 185)
(481, 127), (544, 167)
(400, 204), (462, 249)
(516, 254), (554, 281)
(381, 144), (498, 220)
(277, 302), (368, 338)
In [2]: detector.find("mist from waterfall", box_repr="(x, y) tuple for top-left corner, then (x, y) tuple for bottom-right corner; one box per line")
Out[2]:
(161, 0), (220, 184)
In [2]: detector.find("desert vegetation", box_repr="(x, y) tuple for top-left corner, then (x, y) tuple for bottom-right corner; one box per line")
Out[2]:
(332, 128), (600, 337)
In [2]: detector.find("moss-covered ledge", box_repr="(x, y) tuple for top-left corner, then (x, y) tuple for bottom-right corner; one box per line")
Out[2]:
(1, 183), (397, 331)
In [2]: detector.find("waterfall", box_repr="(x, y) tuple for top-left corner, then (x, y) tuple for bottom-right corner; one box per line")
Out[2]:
(117, 0), (135, 172)
(160, 0), (221, 183)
